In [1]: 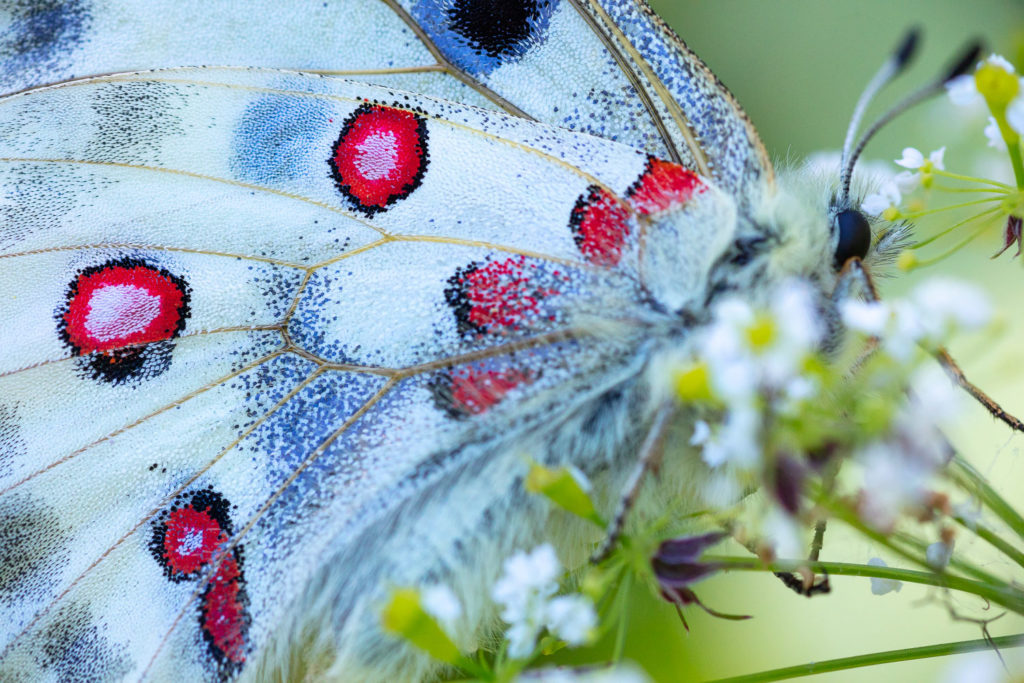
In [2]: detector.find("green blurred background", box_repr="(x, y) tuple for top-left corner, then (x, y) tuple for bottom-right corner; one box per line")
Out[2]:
(577, 1), (1024, 681)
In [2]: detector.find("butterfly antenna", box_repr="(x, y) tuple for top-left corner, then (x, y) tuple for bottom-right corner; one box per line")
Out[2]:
(840, 38), (983, 204)
(839, 29), (921, 186)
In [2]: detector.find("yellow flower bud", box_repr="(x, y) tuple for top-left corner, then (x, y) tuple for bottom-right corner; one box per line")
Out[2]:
(746, 313), (776, 350)
(897, 251), (918, 271)
(975, 63), (1020, 109)
(674, 361), (714, 402)
(881, 206), (901, 222)
(525, 462), (604, 527)
(381, 588), (462, 665)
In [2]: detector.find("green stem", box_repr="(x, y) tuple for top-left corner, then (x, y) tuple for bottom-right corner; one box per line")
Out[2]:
(931, 185), (1009, 194)
(1009, 142), (1024, 189)
(909, 221), (992, 267)
(705, 633), (1024, 683)
(612, 571), (632, 663)
(932, 168), (1014, 189)
(703, 556), (1010, 600)
(817, 500), (1024, 613)
(910, 207), (1000, 250)
(952, 514), (1024, 571)
(950, 457), (1024, 540)
(900, 196), (1003, 219)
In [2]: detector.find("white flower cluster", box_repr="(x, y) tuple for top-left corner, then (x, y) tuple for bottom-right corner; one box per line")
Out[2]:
(840, 278), (992, 359)
(842, 279), (990, 530)
(691, 280), (823, 470)
(491, 544), (597, 659)
(861, 146), (945, 217)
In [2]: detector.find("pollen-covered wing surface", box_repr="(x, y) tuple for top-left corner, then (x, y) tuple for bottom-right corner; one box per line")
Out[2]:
(0, 1), (770, 680)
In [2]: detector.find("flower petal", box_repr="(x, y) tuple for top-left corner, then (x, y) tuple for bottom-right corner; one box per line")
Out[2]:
(895, 147), (925, 169)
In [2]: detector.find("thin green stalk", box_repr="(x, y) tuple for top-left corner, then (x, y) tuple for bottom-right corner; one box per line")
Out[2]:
(910, 221), (992, 267)
(1009, 141), (1024, 188)
(818, 500), (1024, 614)
(706, 633), (1024, 683)
(702, 556), (1006, 598)
(612, 571), (632, 663)
(900, 196), (1003, 219)
(952, 514), (1024, 571)
(930, 185), (1009, 194)
(950, 457), (1024, 540)
(910, 207), (1000, 250)
(932, 168), (1014, 189)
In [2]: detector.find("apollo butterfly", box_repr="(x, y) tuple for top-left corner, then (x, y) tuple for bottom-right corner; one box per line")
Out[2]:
(0, 1), (994, 681)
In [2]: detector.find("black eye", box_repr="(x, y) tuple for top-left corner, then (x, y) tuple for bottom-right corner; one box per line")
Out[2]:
(834, 209), (872, 267)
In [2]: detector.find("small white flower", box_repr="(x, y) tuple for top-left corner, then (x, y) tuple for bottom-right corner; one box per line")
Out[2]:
(493, 544), (560, 624)
(1007, 93), (1024, 135)
(946, 74), (981, 107)
(984, 116), (1007, 150)
(861, 181), (901, 216)
(858, 442), (933, 530)
(894, 170), (921, 194)
(545, 595), (597, 646)
(867, 557), (903, 595)
(506, 621), (541, 660)
(927, 541), (953, 570)
(493, 545), (562, 659)
(911, 278), (992, 338)
(840, 300), (890, 336)
(985, 53), (1016, 73)
(690, 420), (710, 446)
(895, 147), (925, 169)
(421, 585), (462, 626)
(897, 147), (942, 172)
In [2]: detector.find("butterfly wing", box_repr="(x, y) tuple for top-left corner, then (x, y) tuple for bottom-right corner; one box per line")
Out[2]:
(0, 69), (730, 679)
(0, 0), (770, 199)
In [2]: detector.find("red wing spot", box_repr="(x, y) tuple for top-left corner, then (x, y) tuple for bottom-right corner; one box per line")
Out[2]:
(626, 156), (703, 216)
(202, 554), (247, 665)
(329, 103), (429, 215)
(162, 507), (224, 578)
(569, 185), (631, 266)
(445, 255), (564, 337)
(61, 259), (189, 356)
(431, 366), (535, 419)
(149, 488), (249, 673)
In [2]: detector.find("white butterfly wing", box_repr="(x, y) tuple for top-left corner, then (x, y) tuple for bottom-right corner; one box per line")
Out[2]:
(0, 69), (731, 679)
(0, 1), (770, 198)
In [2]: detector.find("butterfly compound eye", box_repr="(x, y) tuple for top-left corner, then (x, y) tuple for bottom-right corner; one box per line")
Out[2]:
(834, 209), (872, 267)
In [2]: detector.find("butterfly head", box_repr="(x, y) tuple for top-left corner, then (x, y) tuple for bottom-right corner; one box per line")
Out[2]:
(697, 32), (981, 321)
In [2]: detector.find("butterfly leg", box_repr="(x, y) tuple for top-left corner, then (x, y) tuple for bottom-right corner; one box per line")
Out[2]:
(839, 259), (1024, 434)
(773, 519), (831, 597)
(935, 348), (1024, 433)
(591, 403), (675, 563)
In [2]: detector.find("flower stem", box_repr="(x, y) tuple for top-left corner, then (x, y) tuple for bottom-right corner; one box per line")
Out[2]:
(704, 633), (1024, 683)
(910, 207), (1000, 250)
(950, 457), (1024, 540)
(931, 169), (1014, 189)
(952, 512), (1024, 571)
(906, 221), (992, 268)
(900, 196), (1003, 220)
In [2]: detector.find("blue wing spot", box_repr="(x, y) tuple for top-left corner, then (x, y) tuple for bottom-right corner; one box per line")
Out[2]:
(412, 0), (558, 76)
(0, 0), (91, 93)
(230, 93), (336, 186)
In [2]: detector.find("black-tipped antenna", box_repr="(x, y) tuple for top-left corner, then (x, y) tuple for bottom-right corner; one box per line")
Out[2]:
(839, 29), (921, 180)
(839, 39), (984, 204)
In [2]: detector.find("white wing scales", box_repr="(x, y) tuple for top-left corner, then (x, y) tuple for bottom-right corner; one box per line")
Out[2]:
(0, 2), (766, 676)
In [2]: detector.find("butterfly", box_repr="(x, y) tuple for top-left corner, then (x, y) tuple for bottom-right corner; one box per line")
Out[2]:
(0, 2), (996, 681)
